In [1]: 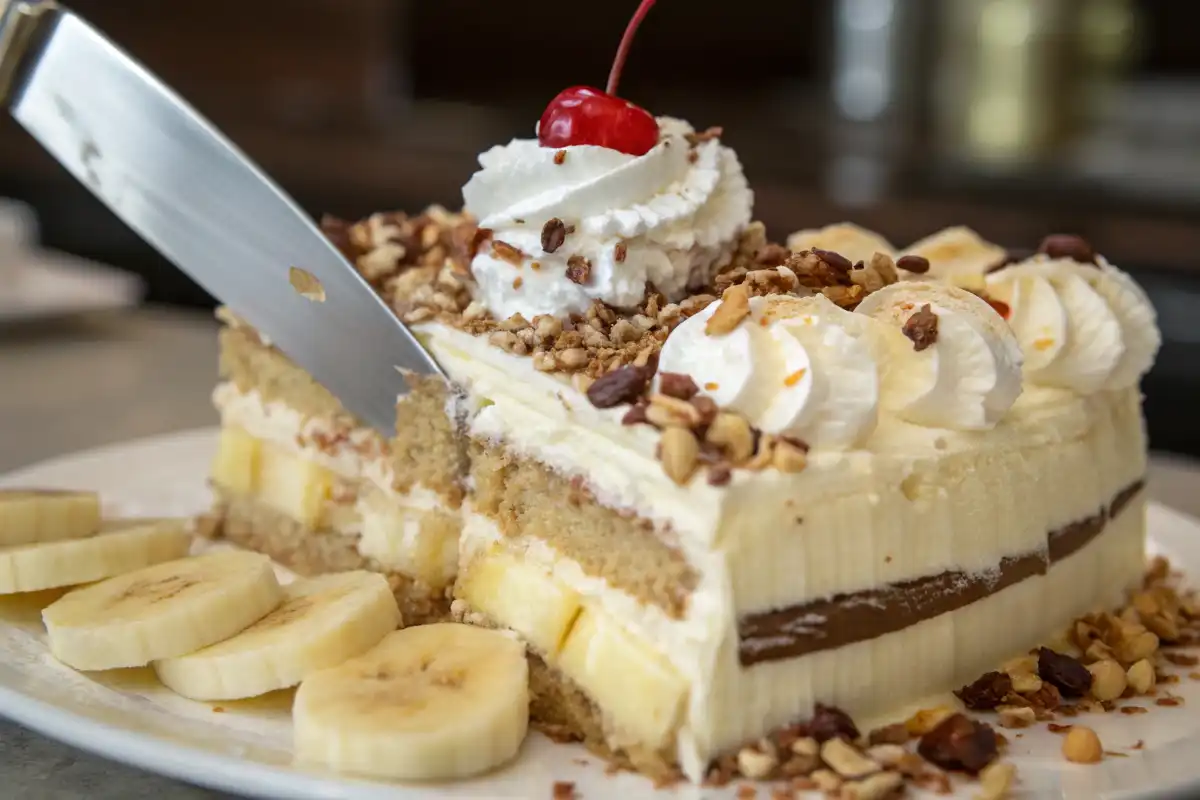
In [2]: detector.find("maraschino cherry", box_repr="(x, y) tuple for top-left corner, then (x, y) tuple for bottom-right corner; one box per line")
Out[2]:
(537, 0), (660, 156)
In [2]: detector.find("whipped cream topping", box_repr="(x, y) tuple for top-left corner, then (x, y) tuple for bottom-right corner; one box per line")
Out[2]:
(658, 294), (880, 448)
(461, 118), (752, 320)
(855, 282), (1024, 430)
(985, 257), (1160, 394)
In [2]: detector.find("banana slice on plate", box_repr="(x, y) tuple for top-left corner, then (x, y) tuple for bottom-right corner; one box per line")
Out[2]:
(0, 518), (190, 594)
(0, 489), (101, 546)
(154, 571), (401, 701)
(294, 622), (529, 781)
(43, 550), (283, 671)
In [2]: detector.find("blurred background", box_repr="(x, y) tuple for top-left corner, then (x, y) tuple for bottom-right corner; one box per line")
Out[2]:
(1, 0), (1199, 456)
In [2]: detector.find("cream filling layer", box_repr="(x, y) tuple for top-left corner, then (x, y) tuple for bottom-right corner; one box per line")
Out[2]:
(420, 322), (1147, 609)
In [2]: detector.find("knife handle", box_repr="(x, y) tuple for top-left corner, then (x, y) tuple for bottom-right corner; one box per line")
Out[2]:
(0, 0), (60, 107)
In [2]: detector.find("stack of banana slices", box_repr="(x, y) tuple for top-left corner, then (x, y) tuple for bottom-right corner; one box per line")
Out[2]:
(0, 489), (531, 782)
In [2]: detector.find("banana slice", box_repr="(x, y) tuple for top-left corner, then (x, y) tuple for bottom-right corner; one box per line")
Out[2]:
(43, 550), (283, 671)
(0, 518), (189, 594)
(154, 571), (401, 700)
(0, 489), (101, 546)
(294, 623), (529, 780)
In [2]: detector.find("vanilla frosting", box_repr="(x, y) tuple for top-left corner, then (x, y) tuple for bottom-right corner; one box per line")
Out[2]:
(985, 257), (1160, 394)
(855, 282), (1024, 431)
(657, 294), (880, 448)
(461, 118), (752, 320)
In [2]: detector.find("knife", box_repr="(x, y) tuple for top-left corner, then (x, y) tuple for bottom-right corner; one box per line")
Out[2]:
(0, 1), (444, 434)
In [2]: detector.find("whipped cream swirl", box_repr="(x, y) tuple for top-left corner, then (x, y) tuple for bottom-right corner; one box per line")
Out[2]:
(461, 118), (752, 320)
(855, 282), (1024, 430)
(658, 294), (880, 449)
(985, 257), (1160, 393)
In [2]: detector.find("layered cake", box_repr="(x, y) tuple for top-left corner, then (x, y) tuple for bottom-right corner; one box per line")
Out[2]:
(203, 6), (1161, 787)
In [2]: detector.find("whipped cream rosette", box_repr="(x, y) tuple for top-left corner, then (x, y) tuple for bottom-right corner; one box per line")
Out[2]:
(462, 118), (752, 320)
(985, 255), (1160, 394)
(658, 293), (881, 449)
(855, 282), (1024, 431)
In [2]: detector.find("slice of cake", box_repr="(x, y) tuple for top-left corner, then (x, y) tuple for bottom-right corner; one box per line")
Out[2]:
(205, 209), (479, 624)
(202, 117), (1160, 783)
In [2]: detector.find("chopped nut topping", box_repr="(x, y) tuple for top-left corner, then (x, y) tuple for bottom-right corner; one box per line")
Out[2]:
(840, 771), (902, 800)
(614, 241), (627, 263)
(902, 304), (939, 352)
(905, 706), (955, 736)
(553, 150), (567, 165)
(541, 218), (568, 253)
(646, 394), (704, 428)
(706, 413), (756, 463)
(820, 738), (880, 779)
(512, 276), (524, 290)
(867, 724), (909, 746)
(1087, 659), (1128, 701)
(736, 747), (778, 780)
(1038, 233), (1097, 265)
(1037, 647), (1093, 698)
(956, 671), (1013, 710)
(660, 427), (700, 485)
(977, 762), (1016, 800)
(566, 255), (592, 285)
(772, 438), (809, 473)
(917, 714), (998, 774)
(809, 704), (860, 743)
(1127, 658), (1156, 694)
(552, 780), (577, 800)
(491, 240), (525, 265)
(705, 283), (752, 335)
(659, 372), (700, 400)
(1061, 726), (1103, 764)
(896, 254), (931, 274)
(585, 365), (651, 408)
(997, 706), (1036, 729)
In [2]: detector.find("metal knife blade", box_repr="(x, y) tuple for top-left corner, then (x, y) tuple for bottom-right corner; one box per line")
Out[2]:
(0, 2), (444, 434)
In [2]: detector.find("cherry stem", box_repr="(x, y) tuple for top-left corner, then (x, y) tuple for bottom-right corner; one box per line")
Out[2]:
(606, 0), (657, 97)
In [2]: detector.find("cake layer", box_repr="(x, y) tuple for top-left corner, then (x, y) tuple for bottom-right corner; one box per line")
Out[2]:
(457, 489), (1146, 781)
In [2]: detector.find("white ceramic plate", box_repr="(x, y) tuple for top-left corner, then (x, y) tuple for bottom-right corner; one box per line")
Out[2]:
(2, 429), (1200, 799)
(0, 253), (144, 324)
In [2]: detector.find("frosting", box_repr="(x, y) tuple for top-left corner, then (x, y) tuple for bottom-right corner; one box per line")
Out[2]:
(855, 282), (1024, 431)
(985, 257), (1159, 394)
(461, 118), (752, 320)
(658, 294), (880, 449)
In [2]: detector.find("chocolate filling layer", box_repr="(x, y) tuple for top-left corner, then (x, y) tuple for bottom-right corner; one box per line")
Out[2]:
(738, 480), (1144, 666)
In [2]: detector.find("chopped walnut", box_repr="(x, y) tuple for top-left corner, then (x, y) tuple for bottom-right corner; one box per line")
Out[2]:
(902, 304), (939, 351)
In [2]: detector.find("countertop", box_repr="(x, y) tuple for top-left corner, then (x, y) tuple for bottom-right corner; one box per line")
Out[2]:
(1, 307), (1199, 799)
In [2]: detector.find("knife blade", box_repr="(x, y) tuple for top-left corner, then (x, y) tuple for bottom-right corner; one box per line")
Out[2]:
(0, 1), (444, 434)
